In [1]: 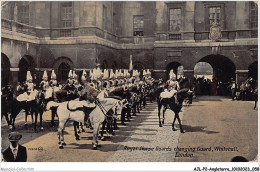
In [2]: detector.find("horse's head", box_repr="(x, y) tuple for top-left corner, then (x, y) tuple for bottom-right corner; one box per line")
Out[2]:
(80, 83), (99, 103)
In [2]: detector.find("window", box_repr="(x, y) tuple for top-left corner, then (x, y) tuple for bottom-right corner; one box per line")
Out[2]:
(61, 2), (73, 28)
(209, 7), (221, 25)
(103, 5), (107, 30)
(169, 8), (182, 32)
(250, 2), (258, 28)
(17, 3), (29, 25)
(133, 15), (144, 36)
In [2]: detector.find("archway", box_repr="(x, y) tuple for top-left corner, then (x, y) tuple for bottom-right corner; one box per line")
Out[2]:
(166, 62), (183, 80)
(198, 55), (235, 83)
(1, 53), (11, 86)
(194, 62), (213, 79)
(196, 55), (236, 96)
(194, 62), (214, 95)
(53, 57), (74, 82)
(18, 55), (35, 83)
(248, 61), (258, 80)
(58, 62), (70, 82)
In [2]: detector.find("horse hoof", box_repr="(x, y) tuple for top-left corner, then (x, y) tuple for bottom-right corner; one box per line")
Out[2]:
(25, 123), (28, 127)
(81, 129), (85, 132)
(111, 132), (116, 136)
(181, 130), (185, 133)
(92, 145), (97, 150)
(59, 145), (64, 149)
(58, 142), (61, 145)
(9, 125), (13, 131)
(162, 121), (164, 125)
(172, 128), (177, 131)
(62, 142), (66, 146)
(101, 137), (105, 141)
(40, 127), (44, 131)
(76, 137), (80, 141)
(78, 131), (81, 134)
(90, 127), (93, 130)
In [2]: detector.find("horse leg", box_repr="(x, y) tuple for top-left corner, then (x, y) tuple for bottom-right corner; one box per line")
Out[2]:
(101, 121), (106, 141)
(137, 102), (140, 113)
(162, 106), (166, 125)
(133, 104), (136, 116)
(92, 123), (100, 149)
(39, 109), (44, 130)
(158, 103), (162, 127)
(51, 107), (56, 127)
(113, 118), (118, 130)
(60, 120), (68, 147)
(25, 110), (28, 126)
(143, 97), (146, 108)
(175, 112), (184, 133)
(80, 122), (85, 132)
(77, 121), (81, 133)
(73, 121), (80, 140)
(34, 110), (38, 133)
(3, 112), (10, 126)
(172, 115), (177, 131)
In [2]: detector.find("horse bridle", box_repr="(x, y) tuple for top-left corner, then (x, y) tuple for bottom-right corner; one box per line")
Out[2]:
(95, 99), (119, 119)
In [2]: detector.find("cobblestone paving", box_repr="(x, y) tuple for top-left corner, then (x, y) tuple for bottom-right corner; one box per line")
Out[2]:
(109, 103), (186, 162)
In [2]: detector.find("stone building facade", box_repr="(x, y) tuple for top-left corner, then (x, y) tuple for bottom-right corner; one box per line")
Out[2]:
(1, 1), (258, 87)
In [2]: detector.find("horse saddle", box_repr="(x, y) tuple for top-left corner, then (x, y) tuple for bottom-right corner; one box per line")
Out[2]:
(67, 100), (96, 112)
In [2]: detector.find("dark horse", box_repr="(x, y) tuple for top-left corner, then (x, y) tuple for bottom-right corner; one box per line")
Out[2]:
(9, 90), (45, 132)
(156, 88), (189, 133)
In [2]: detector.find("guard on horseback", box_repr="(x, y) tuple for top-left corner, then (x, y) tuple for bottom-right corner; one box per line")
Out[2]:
(161, 70), (180, 104)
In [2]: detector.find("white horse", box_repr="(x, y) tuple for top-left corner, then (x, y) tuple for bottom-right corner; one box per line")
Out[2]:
(47, 94), (122, 149)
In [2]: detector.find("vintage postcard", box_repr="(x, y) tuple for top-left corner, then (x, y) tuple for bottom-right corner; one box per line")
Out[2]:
(0, 0), (259, 171)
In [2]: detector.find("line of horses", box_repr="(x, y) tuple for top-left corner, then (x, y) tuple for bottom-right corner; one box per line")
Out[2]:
(1, 79), (192, 149)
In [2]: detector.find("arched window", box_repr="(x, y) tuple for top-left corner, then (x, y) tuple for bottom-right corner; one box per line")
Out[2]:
(18, 55), (35, 83)
(1, 53), (11, 86)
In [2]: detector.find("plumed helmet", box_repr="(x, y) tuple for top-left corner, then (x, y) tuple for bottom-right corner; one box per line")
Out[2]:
(42, 70), (48, 80)
(26, 71), (33, 81)
(68, 70), (73, 78)
(51, 70), (56, 80)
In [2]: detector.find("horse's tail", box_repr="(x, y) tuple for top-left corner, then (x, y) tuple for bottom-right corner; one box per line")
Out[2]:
(46, 101), (61, 110)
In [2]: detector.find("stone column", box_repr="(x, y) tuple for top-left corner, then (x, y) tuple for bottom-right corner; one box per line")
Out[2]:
(10, 68), (19, 88)
(236, 70), (248, 86)
(183, 69), (194, 89)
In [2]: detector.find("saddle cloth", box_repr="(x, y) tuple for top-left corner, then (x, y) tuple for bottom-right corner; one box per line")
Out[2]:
(160, 89), (177, 99)
(68, 99), (96, 111)
(17, 92), (28, 102)
(17, 90), (38, 102)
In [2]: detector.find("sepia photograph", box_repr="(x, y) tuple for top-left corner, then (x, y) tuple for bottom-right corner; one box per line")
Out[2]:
(0, 0), (259, 171)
